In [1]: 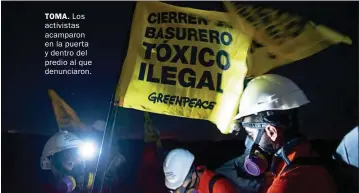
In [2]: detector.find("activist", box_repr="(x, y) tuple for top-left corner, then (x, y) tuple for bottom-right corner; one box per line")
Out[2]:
(163, 148), (238, 193)
(333, 126), (358, 168)
(231, 74), (338, 193)
(40, 130), (126, 193)
(332, 126), (358, 193)
(215, 136), (265, 193)
(40, 131), (97, 193)
(136, 143), (168, 193)
(136, 112), (168, 193)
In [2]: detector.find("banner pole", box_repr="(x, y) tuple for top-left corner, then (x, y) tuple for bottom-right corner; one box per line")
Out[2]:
(91, 3), (137, 191)
(92, 94), (119, 193)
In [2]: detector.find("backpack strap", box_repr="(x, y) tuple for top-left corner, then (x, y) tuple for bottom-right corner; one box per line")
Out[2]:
(282, 157), (325, 174)
(208, 174), (226, 193)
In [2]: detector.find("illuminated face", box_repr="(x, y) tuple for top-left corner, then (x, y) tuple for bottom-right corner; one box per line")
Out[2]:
(241, 116), (276, 153)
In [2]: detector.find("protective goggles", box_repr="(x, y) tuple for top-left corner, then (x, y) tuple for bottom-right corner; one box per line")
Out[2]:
(237, 122), (270, 131)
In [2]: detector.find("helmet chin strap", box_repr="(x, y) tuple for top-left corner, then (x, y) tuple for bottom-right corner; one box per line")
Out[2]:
(274, 148), (291, 165)
(187, 167), (200, 190)
(192, 169), (201, 188)
(254, 130), (265, 145)
(249, 129), (265, 157)
(275, 138), (302, 159)
(270, 137), (304, 174)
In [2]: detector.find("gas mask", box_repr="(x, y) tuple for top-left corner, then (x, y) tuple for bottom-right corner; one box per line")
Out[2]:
(56, 171), (95, 193)
(240, 123), (273, 176)
(244, 143), (271, 176)
(51, 148), (96, 193)
(238, 109), (305, 176)
(241, 122), (303, 176)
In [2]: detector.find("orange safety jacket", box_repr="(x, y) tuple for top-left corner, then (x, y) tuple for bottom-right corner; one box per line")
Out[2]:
(261, 141), (338, 193)
(197, 166), (237, 193)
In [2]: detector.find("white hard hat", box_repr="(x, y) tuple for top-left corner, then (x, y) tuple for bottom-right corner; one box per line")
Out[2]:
(163, 148), (195, 190)
(233, 74), (310, 120)
(40, 130), (83, 170)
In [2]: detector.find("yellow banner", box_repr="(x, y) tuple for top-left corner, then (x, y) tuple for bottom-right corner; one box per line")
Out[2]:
(223, 2), (352, 77)
(115, 2), (251, 134)
(48, 89), (89, 132)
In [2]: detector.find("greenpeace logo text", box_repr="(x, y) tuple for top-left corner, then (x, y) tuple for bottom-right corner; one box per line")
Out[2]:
(148, 92), (216, 110)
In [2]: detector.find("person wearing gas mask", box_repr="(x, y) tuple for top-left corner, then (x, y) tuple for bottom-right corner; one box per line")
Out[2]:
(231, 74), (338, 193)
(215, 136), (265, 193)
(163, 148), (238, 193)
(40, 131), (97, 193)
(41, 129), (126, 193)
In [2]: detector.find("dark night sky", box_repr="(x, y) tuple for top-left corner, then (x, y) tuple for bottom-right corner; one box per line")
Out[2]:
(1, 1), (358, 140)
